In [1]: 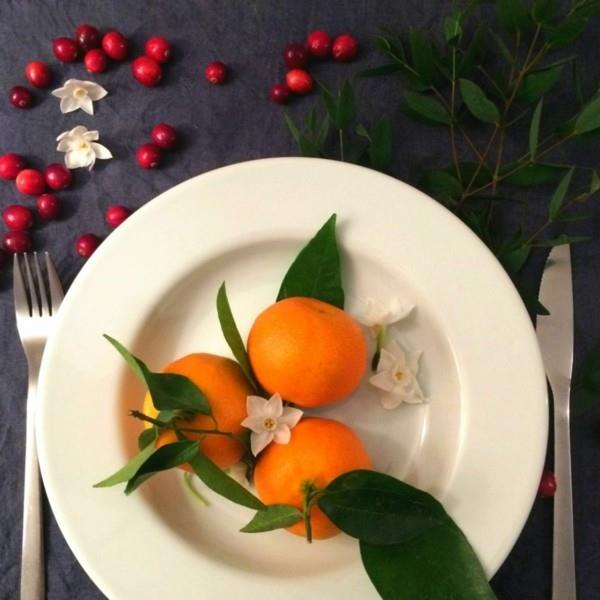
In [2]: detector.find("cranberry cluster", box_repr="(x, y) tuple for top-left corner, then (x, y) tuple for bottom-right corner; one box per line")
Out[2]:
(136, 123), (179, 169)
(9, 60), (53, 109)
(270, 31), (358, 104)
(131, 36), (173, 86)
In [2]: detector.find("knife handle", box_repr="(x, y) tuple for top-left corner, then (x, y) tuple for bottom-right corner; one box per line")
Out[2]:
(552, 379), (576, 600)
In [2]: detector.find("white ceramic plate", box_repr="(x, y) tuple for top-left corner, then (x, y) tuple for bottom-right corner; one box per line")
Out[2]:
(37, 158), (547, 599)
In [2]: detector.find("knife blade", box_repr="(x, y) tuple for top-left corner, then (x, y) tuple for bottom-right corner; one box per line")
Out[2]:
(536, 244), (576, 600)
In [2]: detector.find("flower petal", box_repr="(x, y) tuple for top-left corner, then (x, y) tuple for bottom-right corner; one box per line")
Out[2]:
(91, 143), (112, 159)
(407, 350), (422, 375)
(240, 415), (266, 433)
(70, 125), (89, 138)
(251, 431), (274, 456)
(278, 406), (303, 428)
(246, 395), (267, 418)
(59, 95), (79, 114)
(369, 370), (396, 393)
(377, 348), (398, 373)
(264, 393), (283, 419)
(51, 86), (68, 98)
(385, 341), (407, 364)
(356, 297), (381, 327)
(82, 81), (108, 101)
(83, 130), (99, 141)
(79, 96), (94, 115)
(56, 138), (73, 152)
(273, 424), (291, 445)
(64, 150), (90, 169)
(380, 393), (404, 410)
(384, 298), (415, 325)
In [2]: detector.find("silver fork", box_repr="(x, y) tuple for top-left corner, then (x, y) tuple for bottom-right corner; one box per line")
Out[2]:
(13, 253), (64, 600)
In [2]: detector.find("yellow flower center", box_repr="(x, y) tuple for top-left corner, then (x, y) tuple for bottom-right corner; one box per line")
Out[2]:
(74, 87), (87, 98)
(392, 366), (405, 383)
(77, 140), (91, 151)
(263, 417), (277, 431)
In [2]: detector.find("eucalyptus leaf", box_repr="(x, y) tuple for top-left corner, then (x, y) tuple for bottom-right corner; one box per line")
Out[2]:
(549, 168), (574, 221)
(591, 169), (600, 193)
(574, 95), (600, 134)
(529, 99), (543, 159)
(125, 440), (200, 494)
(545, 17), (588, 48)
(458, 26), (487, 76)
(337, 81), (356, 130)
(500, 244), (531, 273)
(277, 214), (345, 308)
(216, 282), (258, 389)
(487, 30), (514, 64)
(409, 29), (436, 86)
(444, 16), (462, 45)
(503, 163), (566, 185)
(240, 504), (302, 533)
(188, 453), (265, 510)
(369, 118), (392, 171)
(459, 79), (500, 124)
(533, 0), (560, 23)
(284, 113), (301, 145)
(420, 170), (463, 203)
(518, 65), (563, 103)
(496, 0), (532, 32)
(404, 91), (450, 125)
(94, 441), (156, 488)
(103, 335), (211, 415)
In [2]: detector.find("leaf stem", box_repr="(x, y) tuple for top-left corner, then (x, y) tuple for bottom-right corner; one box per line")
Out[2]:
(449, 48), (461, 182)
(129, 410), (235, 439)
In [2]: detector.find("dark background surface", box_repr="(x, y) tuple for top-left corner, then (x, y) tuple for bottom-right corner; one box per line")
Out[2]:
(0, 1), (599, 599)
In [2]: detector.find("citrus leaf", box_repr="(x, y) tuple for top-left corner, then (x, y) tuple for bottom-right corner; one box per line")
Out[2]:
(240, 504), (302, 533)
(459, 79), (500, 124)
(216, 282), (258, 389)
(409, 29), (436, 86)
(277, 214), (344, 308)
(125, 441), (200, 494)
(518, 65), (563, 103)
(549, 167), (574, 220)
(574, 95), (600, 134)
(529, 99), (543, 159)
(93, 442), (156, 488)
(138, 427), (158, 451)
(404, 91), (450, 125)
(103, 335), (211, 414)
(188, 453), (265, 510)
(500, 244), (531, 273)
(533, 234), (591, 247)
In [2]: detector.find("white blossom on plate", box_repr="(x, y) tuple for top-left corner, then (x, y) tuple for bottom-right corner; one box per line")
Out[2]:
(370, 340), (426, 409)
(356, 297), (415, 333)
(56, 125), (112, 170)
(241, 393), (303, 456)
(51, 79), (108, 115)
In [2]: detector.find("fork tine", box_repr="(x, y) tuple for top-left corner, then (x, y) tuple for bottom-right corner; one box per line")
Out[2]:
(45, 253), (64, 314)
(12, 254), (31, 317)
(33, 252), (50, 316)
(23, 254), (41, 316)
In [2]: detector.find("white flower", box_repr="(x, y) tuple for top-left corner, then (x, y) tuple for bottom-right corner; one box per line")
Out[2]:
(357, 297), (414, 332)
(51, 79), (108, 115)
(370, 340), (426, 408)
(56, 125), (112, 170)
(241, 393), (303, 456)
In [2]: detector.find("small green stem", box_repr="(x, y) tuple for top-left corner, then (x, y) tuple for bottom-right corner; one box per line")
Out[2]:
(129, 410), (235, 439)
(449, 48), (461, 182)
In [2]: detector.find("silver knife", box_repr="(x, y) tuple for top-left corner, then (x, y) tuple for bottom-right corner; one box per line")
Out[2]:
(536, 244), (576, 600)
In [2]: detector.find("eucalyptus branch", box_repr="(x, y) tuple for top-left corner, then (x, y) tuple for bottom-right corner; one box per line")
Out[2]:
(450, 48), (461, 181)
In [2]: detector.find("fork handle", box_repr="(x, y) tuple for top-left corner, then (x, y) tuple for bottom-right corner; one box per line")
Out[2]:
(20, 380), (45, 600)
(552, 380), (576, 600)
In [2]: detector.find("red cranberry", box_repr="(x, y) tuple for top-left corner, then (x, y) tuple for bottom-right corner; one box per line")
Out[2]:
(75, 24), (101, 51)
(286, 69), (313, 95)
(332, 34), (358, 62)
(0, 153), (27, 180)
(144, 36), (172, 63)
(101, 31), (128, 60)
(84, 49), (108, 73)
(9, 86), (33, 109)
(2, 230), (32, 254)
(75, 233), (101, 258)
(105, 205), (131, 228)
(151, 123), (178, 150)
(53, 37), (79, 62)
(25, 61), (51, 88)
(37, 194), (61, 221)
(44, 163), (72, 191)
(306, 30), (332, 58)
(2, 205), (34, 232)
(131, 56), (162, 87)
(136, 144), (162, 169)
(205, 61), (228, 85)
(16, 169), (45, 195)
(0, 248), (6, 270)
(538, 469), (557, 498)
(283, 43), (309, 69)
(270, 83), (291, 104)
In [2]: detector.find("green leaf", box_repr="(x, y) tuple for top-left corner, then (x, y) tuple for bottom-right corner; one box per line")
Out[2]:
(188, 453), (265, 510)
(319, 470), (449, 545)
(240, 504), (303, 533)
(320, 83), (339, 127)
(138, 427), (158, 450)
(420, 170), (463, 204)
(545, 18), (588, 48)
(459, 79), (500, 124)
(549, 168), (574, 220)
(284, 113), (301, 145)
(404, 91), (450, 125)
(457, 27), (487, 76)
(574, 95), (600, 134)
(337, 81), (356, 130)
(103, 335), (211, 414)
(533, 0), (560, 23)
(369, 118), (393, 171)
(93, 442), (156, 488)
(590, 169), (600, 193)
(503, 163), (566, 185)
(487, 30), (514, 64)
(496, 0), (532, 32)
(444, 16), (462, 45)
(533, 234), (591, 247)
(216, 283), (258, 389)
(529, 99), (543, 159)
(518, 65), (563, 103)
(360, 525), (496, 600)
(409, 29), (436, 86)
(277, 214), (344, 308)
(500, 244), (531, 273)
(357, 64), (404, 78)
(125, 441), (200, 494)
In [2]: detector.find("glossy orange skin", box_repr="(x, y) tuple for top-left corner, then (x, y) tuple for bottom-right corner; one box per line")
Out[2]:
(247, 297), (368, 408)
(143, 353), (252, 471)
(254, 417), (372, 539)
